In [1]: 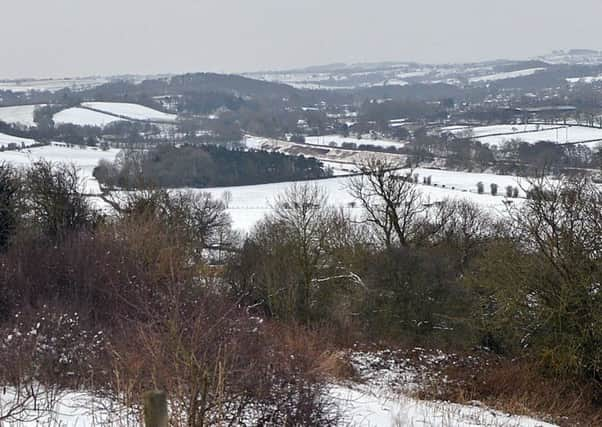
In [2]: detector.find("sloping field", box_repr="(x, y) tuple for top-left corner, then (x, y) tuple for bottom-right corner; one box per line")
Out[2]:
(54, 107), (129, 127)
(0, 132), (39, 149)
(0, 104), (44, 127)
(0, 77), (109, 93)
(469, 67), (546, 83)
(0, 143), (120, 194)
(201, 170), (524, 232)
(81, 102), (177, 122)
(446, 124), (602, 148)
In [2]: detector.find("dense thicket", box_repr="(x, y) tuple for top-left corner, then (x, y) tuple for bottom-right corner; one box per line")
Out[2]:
(227, 160), (602, 398)
(0, 162), (336, 425)
(94, 144), (332, 189)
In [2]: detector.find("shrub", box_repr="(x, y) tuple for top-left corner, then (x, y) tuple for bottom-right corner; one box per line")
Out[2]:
(24, 161), (96, 240)
(477, 181), (484, 194)
(109, 292), (338, 426)
(469, 177), (602, 392)
(0, 163), (20, 250)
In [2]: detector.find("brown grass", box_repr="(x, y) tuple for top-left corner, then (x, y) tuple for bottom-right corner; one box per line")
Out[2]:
(418, 354), (602, 426)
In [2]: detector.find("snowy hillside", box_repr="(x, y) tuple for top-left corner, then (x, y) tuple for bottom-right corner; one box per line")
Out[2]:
(0, 143), (120, 194)
(53, 107), (129, 127)
(0, 77), (109, 93)
(0, 105), (44, 127)
(0, 132), (40, 149)
(81, 102), (177, 122)
(201, 170), (524, 232)
(469, 67), (546, 83)
(444, 124), (602, 148)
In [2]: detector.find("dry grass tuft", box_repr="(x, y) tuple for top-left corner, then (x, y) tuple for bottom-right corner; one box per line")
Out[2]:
(418, 355), (602, 426)
(315, 351), (357, 382)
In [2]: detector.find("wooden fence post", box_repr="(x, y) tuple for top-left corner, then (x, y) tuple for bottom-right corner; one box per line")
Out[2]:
(143, 390), (168, 427)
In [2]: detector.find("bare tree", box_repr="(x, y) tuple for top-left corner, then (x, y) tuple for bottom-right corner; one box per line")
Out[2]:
(24, 161), (95, 240)
(347, 158), (424, 248)
(431, 199), (491, 271)
(115, 188), (233, 263)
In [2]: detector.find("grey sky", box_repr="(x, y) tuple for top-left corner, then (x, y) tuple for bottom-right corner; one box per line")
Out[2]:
(2, 0), (602, 79)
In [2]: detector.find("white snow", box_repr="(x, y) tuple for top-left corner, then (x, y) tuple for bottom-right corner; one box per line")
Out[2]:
(328, 349), (556, 427)
(469, 68), (546, 83)
(331, 386), (555, 427)
(0, 143), (120, 194)
(439, 125), (472, 133)
(0, 105), (44, 127)
(566, 75), (602, 84)
(200, 170), (523, 232)
(375, 79), (409, 87)
(0, 77), (109, 93)
(0, 132), (39, 149)
(0, 385), (556, 427)
(0, 389), (137, 427)
(305, 135), (406, 149)
(243, 135), (405, 166)
(447, 124), (602, 148)
(54, 107), (129, 127)
(81, 102), (177, 122)
(320, 161), (361, 176)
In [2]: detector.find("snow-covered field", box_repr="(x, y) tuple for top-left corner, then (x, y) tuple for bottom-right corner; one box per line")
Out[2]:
(0, 143), (120, 194)
(321, 160), (361, 176)
(54, 107), (129, 127)
(201, 170), (523, 232)
(0, 77), (109, 93)
(0, 105), (44, 127)
(469, 68), (546, 83)
(0, 132), (39, 149)
(305, 135), (406, 149)
(566, 75), (602, 84)
(444, 124), (555, 137)
(445, 124), (602, 148)
(81, 102), (177, 122)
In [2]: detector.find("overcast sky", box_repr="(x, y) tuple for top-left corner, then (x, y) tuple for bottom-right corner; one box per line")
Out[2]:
(2, 0), (602, 79)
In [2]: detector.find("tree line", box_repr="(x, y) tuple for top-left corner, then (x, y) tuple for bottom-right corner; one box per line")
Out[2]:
(93, 144), (332, 189)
